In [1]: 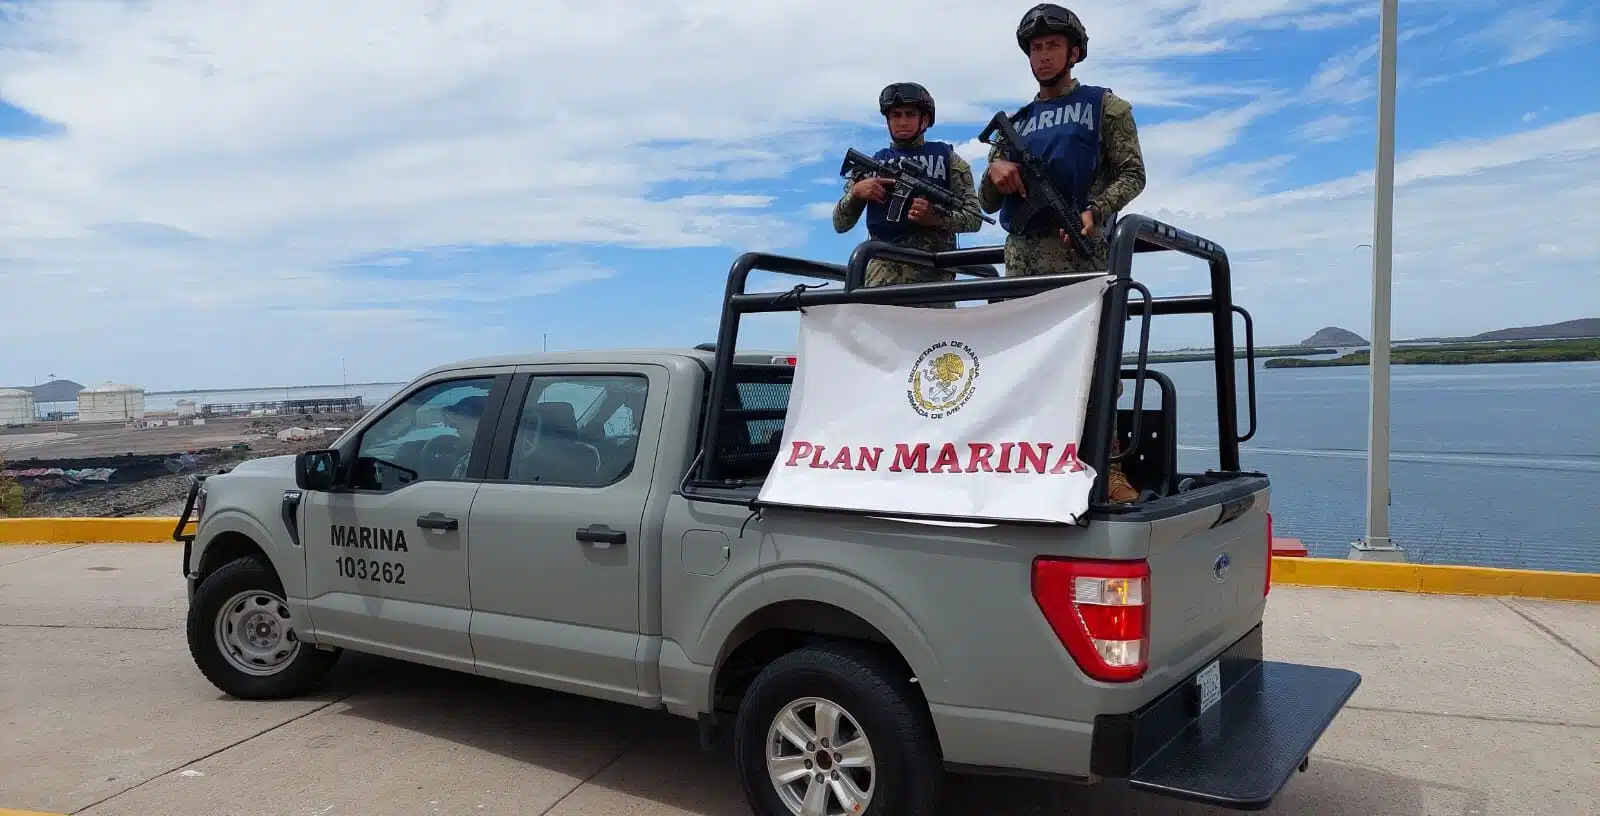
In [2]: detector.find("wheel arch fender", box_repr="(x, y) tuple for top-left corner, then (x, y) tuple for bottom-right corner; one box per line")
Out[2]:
(700, 565), (947, 700)
(193, 509), (303, 598)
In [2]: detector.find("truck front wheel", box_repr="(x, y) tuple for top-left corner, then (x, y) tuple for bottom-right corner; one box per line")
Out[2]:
(186, 555), (339, 700)
(733, 643), (942, 816)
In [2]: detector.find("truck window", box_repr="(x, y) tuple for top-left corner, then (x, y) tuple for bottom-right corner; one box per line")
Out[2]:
(534, 380), (608, 422)
(736, 379), (790, 445)
(506, 374), (648, 487)
(707, 364), (794, 483)
(352, 377), (496, 490)
(601, 404), (635, 439)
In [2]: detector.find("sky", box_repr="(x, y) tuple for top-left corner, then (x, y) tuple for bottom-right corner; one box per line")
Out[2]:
(1, 0), (1596, 391)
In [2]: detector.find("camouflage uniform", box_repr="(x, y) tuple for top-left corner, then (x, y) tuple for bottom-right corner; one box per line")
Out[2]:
(832, 136), (984, 302)
(976, 78), (1146, 278)
(978, 78), (1147, 503)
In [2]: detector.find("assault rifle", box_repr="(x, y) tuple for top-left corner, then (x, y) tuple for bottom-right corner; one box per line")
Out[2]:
(839, 148), (995, 228)
(977, 110), (1094, 259)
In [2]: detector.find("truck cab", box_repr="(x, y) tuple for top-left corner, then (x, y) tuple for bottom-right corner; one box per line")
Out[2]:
(176, 213), (1360, 816)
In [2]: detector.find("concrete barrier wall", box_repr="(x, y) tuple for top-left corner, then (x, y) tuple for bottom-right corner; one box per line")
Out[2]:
(2, 517), (1596, 602)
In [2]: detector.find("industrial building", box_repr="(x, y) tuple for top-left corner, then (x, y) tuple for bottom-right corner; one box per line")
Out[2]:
(0, 388), (37, 426)
(76, 382), (147, 423)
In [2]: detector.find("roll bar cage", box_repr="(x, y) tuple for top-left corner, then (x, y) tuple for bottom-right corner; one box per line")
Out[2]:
(686, 212), (1256, 516)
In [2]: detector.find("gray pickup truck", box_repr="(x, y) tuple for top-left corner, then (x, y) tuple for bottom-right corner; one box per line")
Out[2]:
(175, 215), (1360, 815)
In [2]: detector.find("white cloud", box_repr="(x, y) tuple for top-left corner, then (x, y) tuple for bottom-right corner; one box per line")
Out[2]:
(954, 138), (991, 164)
(1291, 113), (1363, 144)
(0, 0), (1595, 387)
(1470, 2), (1589, 66)
(1178, 0), (1366, 32)
(1306, 41), (1378, 104)
(1141, 100), (1281, 167)
(805, 201), (837, 220)
(1303, 14), (1483, 103)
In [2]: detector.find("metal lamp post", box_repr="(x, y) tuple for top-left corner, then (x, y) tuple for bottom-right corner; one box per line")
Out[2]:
(1350, 0), (1406, 562)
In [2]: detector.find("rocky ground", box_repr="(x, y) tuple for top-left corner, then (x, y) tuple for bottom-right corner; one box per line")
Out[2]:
(14, 413), (362, 518)
(26, 471), (202, 518)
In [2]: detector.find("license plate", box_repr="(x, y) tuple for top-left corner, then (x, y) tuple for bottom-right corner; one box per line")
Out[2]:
(1195, 659), (1222, 715)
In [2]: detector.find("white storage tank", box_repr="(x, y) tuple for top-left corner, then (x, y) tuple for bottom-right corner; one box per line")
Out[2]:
(77, 382), (146, 422)
(0, 388), (37, 426)
(176, 399), (199, 417)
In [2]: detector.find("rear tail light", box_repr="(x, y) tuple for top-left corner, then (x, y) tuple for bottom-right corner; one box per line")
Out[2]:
(1032, 557), (1149, 682)
(770, 355), (797, 366)
(1265, 512), (1273, 597)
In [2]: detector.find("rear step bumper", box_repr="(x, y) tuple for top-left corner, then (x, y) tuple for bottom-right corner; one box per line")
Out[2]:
(1089, 625), (1361, 811)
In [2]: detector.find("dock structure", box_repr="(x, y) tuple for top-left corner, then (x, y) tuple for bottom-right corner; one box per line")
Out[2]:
(199, 396), (365, 418)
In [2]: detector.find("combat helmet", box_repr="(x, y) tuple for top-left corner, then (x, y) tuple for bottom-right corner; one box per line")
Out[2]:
(1016, 4), (1089, 62)
(878, 82), (936, 127)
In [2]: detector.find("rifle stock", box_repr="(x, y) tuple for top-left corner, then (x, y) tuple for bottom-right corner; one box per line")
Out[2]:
(979, 111), (1094, 259)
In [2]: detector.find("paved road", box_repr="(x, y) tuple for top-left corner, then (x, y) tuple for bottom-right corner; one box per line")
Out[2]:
(3, 544), (1597, 815)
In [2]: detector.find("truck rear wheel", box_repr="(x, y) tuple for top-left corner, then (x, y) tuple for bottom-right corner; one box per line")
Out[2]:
(733, 643), (942, 816)
(186, 555), (338, 700)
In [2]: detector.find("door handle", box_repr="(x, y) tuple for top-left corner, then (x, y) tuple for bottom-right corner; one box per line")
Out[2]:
(576, 524), (626, 548)
(417, 512), (459, 531)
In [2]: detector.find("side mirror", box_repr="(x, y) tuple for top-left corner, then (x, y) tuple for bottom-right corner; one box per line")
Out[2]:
(296, 449), (339, 492)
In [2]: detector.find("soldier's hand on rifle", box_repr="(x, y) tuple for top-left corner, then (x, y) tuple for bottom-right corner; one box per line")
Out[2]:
(907, 198), (942, 226)
(1058, 208), (1094, 244)
(851, 177), (894, 203)
(987, 159), (1025, 196)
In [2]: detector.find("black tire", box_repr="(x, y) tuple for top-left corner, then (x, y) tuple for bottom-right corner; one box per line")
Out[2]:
(186, 555), (339, 700)
(734, 642), (943, 816)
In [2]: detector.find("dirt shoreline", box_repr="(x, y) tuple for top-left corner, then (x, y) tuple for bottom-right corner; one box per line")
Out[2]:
(7, 413), (363, 518)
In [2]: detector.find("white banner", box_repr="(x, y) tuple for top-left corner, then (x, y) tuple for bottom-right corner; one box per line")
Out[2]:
(758, 275), (1113, 524)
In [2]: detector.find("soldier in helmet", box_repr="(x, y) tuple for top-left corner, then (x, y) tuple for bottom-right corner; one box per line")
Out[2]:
(978, 5), (1147, 503)
(978, 4), (1147, 279)
(833, 82), (984, 304)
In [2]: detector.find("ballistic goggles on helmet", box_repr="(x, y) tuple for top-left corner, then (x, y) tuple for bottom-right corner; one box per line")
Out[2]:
(878, 82), (936, 126)
(1016, 3), (1088, 60)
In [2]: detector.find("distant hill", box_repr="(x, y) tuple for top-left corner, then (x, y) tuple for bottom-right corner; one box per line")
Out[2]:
(1400, 317), (1600, 344)
(1300, 327), (1367, 347)
(2, 379), (83, 403)
(1468, 318), (1600, 342)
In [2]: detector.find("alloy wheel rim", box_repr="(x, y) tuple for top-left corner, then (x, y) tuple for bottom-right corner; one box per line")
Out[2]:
(765, 696), (876, 816)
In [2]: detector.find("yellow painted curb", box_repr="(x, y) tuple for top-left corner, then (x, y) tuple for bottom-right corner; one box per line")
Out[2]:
(0, 516), (187, 544)
(1271, 556), (1600, 602)
(0, 808), (70, 815)
(2, 519), (1595, 601)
